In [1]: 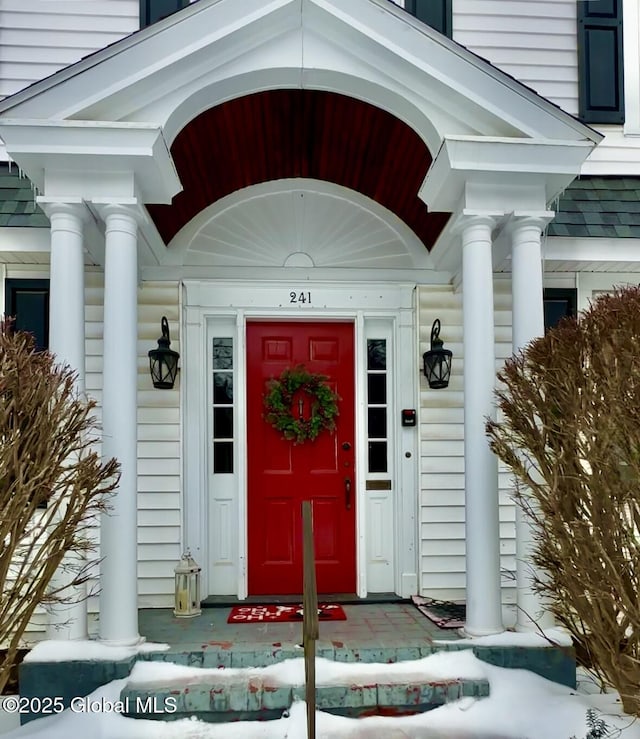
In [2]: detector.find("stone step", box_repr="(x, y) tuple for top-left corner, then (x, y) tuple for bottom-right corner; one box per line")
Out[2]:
(135, 640), (575, 688)
(17, 640), (575, 724)
(121, 675), (491, 722)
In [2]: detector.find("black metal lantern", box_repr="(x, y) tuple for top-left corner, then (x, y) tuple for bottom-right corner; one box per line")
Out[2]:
(148, 317), (180, 389)
(423, 319), (452, 389)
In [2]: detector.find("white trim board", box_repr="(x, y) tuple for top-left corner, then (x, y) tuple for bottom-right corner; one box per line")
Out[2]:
(181, 279), (420, 599)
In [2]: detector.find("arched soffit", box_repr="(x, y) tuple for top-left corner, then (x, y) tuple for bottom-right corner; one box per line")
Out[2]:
(147, 90), (451, 249)
(165, 178), (433, 270)
(158, 70), (446, 154)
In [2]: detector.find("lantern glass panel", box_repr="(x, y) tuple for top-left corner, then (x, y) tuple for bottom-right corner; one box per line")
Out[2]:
(193, 571), (201, 608)
(150, 352), (178, 389)
(424, 351), (452, 389)
(176, 573), (189, 612)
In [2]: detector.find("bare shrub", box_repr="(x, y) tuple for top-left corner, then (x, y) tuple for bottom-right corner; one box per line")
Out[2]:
(0, 327), (118, 694)
(486, 285), (640, 716)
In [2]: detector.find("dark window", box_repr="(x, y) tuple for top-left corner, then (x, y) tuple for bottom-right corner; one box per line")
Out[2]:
(577, 0), (624, 123)
(212, 337), (234, 473)
(543, 288), (577, 331)
(368, 441), (388, 473)
(366, 339), (388, 473)
(140, 0), (188, 28)
(405, 0), (452, 38)
(5, 279), (50, 351)
(213, 442), (233, 474)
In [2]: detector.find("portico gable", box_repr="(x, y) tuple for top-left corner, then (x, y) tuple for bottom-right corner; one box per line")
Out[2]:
(0, 0), (601, 644)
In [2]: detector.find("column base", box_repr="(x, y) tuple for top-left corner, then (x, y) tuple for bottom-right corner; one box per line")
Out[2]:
(99, 635), (145, 648)
(459, 625), (505, 638)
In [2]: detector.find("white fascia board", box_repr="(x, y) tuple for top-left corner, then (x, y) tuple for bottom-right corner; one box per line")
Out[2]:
(420, 137), (597, 213)
(0, 222), (105, 269)
(0, 121), (181, 204)
(545, 237), (640, 264)
(0, 228), (49, 252)
(143, 265), (454, 283)
(0, 0), (299, 121)
(313, 0), (601, 144)
(91, 27), (304, 130)
(0, 0), (600, 153)
(58, 2), (302, 123)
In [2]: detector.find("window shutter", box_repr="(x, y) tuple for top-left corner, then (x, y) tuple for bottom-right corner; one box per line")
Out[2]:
(140, 0), (188, 28)
(543, 288), (577, 332)
(577, 0), (624, 123)
(405, 0), (452, 38)
(5, 280), (50, 352)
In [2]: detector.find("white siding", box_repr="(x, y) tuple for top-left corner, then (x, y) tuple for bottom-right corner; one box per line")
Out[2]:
(7, 265), (181, 643)
(85, 276), (182, 620)
(418, 280), (516, 603)
(453, 0), (579, 117)
(582, 127), (640, 175)
(0, 0), (138, 99)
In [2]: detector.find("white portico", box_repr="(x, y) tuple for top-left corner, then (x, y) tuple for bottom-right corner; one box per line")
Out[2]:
(0, 0), (600, 644)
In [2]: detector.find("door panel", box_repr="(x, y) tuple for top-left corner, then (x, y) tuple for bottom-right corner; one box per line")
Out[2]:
(247, 321), (355, 594)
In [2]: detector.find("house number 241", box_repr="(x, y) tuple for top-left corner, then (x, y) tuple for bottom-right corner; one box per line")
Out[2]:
(289, 291), (311, 304)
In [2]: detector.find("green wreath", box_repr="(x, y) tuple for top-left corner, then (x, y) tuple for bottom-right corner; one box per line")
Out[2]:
(264, 365), (339, 444)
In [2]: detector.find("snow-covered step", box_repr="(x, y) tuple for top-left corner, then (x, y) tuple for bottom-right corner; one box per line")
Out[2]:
(120, 652), (490, 722)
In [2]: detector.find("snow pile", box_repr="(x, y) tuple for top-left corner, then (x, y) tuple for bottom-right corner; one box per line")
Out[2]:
(127, 649), (485, 688)
(436, 627), (573, 648)
(4, 651), (639, 738)
(23, 639), (170, 663)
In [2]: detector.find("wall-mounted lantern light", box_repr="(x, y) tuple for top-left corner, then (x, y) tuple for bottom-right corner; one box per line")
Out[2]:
(423, 319), (452, 389)
(173, 550), (201, 618)
(148, 316), (180, 389)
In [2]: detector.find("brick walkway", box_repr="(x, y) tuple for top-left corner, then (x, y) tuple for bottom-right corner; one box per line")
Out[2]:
(138, 603), (460, 662)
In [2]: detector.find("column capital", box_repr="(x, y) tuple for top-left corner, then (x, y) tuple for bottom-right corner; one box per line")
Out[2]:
(92, 201), (149, 228)
(37, 198), (90, 224)
(452, 211), (501, 235)
(508, 211), (555, 234)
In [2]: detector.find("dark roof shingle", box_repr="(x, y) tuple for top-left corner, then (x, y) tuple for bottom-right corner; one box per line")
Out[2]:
(549, 177), (640, 238)
(0, 163), (48, 228)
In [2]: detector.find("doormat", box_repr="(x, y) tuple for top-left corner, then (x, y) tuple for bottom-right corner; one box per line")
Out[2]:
(411, 595), (466, 629)
(227, 604), (347, 623)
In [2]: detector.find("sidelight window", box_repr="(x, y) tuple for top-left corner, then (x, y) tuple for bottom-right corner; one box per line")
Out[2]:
(367, 339), (388, 473)
(212, 338), (234, 474)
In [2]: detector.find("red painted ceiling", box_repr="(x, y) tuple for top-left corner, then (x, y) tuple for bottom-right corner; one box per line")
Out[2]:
(147, 90), (450, 249)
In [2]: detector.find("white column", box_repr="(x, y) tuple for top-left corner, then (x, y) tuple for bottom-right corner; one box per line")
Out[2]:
(41, 202), (88, 640)
(461, 215), (503, 636)
(99, 205), (140, 645)
(510, 216), (554, 631)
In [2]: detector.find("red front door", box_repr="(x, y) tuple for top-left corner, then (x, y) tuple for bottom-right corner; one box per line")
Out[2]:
(247, 321), (355, 595)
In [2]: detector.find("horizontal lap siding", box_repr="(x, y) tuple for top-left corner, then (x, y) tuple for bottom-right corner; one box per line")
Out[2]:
(418, 281), (515, 603)
(86, 275), (182, 615)
(581, 128), (640, 175)
(135, 281), (182, 608)
(453, 0), (578, 117)
(0, 0), (138, 99)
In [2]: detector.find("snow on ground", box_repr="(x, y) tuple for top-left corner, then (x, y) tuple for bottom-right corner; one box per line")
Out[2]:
(435, 627), (573, 648)
(126, 649), (486, 688)
(3, 651), (639, 739)
(23, 639), (170, 663)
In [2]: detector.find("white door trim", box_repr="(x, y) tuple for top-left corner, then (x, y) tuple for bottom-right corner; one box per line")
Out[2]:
(182, 280), (418, 599)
